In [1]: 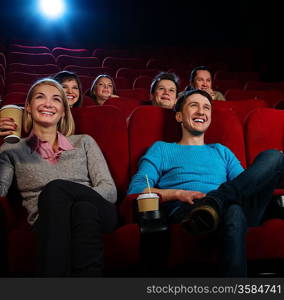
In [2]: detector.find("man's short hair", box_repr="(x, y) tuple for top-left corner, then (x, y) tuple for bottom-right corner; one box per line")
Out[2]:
(174, 89), (212, 112)
(189, 66), (213, 83)
(150, 72), (180, 96)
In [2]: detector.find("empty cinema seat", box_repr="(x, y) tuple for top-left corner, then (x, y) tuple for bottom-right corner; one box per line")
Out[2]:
(8, 44), (51, 54)
(212, 99), (268, 125)
(116, 68), (159, 84)
(7, 52), (56, 65)
(8, 63), (60, 74)
(225, 89), (284, 107)
(6, 72), (52, 86)
(56, 55), (100, 69)
(51, 47), (90, 57)
(245, 108), (284, 166)
(244, 81), (284, 93)
(132, 75), (153, 89)
(214, 71), (260, 85)
(102, 57), (145, 72)
(63, 65), (115, 77)
(92, 48), (130, 64)
(213, 79), (243, 94)
(2, 92), (26, 106)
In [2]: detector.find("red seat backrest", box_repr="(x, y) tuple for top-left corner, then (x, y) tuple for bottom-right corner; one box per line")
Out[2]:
(6, 72), (52, 85)
(132, 75), (153, 89)
(2, 92), (26, 106)
(225, 88), (284, 107)
(9, 44), (50, 54)
(117, 88), (150, 101)
(212, 99), (268, 125)
(245, 108), (284, 166)
(72, 106), (129, 200)
(52, 47), (90, 57)
(128, 105), (247, 177)
(7, 52), (56, 65)
(56, 55), (100, 69)
(102, 57), (145, 71)
(63, 65), (115, 77)
(8, 63), (60, 74)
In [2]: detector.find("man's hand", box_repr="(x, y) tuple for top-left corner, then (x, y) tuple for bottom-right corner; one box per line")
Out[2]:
(175, 190), (206, 205)
(203, 87), (216, 99)
(144, 187), (205, 204)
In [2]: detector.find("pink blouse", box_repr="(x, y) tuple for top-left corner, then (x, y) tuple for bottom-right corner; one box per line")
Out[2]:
(29, 131), (74, 164)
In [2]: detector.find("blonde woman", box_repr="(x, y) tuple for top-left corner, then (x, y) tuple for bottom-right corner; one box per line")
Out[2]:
(0, 78), (117, 277)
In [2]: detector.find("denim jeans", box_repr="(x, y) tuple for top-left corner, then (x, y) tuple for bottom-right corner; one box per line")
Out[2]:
(169, 149), (284, 277)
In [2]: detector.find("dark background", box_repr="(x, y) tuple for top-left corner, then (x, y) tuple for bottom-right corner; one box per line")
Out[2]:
(0, 0), (283, 79)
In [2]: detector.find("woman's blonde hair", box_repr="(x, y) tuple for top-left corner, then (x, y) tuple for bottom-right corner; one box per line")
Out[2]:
(23, 78), (75, 136)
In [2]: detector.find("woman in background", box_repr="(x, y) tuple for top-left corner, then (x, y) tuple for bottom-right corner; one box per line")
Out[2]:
(90, 74), (119, 105)
(53, 70), (83, 107)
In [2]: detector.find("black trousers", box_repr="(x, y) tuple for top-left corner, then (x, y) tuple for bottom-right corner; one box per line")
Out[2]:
(33, 179), (118, 277)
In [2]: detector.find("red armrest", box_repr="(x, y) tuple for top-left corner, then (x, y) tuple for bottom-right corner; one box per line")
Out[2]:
(118, 193), (139, 224)
(0, 196), (17, 231)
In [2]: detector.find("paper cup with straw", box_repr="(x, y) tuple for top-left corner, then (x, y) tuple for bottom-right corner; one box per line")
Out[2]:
(136, 175), (159, 212)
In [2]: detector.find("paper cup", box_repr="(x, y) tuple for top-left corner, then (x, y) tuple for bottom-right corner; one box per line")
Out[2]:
(0, 104), (23, 143)
(137, 192), (159, 212)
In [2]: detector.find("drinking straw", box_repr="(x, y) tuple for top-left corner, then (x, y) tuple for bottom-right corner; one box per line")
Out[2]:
(145, 174), (151, 193)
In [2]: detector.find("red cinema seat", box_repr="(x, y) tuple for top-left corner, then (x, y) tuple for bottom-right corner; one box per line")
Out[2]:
(0, 52), (7, 68)
(120, 105), (246, 224)
(92, 48), (130, 64)
(63, 66), (115, 77)
(114, 77), (132, 89)
(245, 108), (284, 166)
(0, 75), (4, 96)
(7, 52), (56, 65)
(78, 75), (94, 93)
(213, 79), (243, 94)
(116, 68), (159, 84)
(104, 97), (147, 121)
(244, 81), (284, 93)
(6, 72), (51, 86)
(0, 64), (5, 78)
(2, 92), (26, 106)
(0, 194), (140, 276)
(225, 89), (284, 107)
(117, 88), (150, 101)
(132, 75), (153, 89)
(9, 44), (50, 54)
(51, 47), (90, 57)
(72, 106), (130, 199)
(56, 55), (100, 69)
(214, 71), (260, 85)
(4, 83), (30, 95)
(212, 99), (268, 125)
(0, 105), (140, 276)
(102, 57), (145, 72)
(8, 63), (60, 75)
(146, 58), (169, 70)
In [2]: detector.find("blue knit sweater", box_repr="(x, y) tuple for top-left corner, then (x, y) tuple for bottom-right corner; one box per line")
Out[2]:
(128, 141), (244, 196)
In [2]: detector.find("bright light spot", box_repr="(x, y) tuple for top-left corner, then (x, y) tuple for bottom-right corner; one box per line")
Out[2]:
(39, 0), (65, 19)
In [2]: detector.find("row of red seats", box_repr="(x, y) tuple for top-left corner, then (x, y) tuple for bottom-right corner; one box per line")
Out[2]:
(0, 90), (275, 125)
(1, 105), (284, 276)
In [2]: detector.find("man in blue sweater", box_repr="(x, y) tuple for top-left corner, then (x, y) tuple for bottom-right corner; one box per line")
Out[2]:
(128, 89), (284, 277)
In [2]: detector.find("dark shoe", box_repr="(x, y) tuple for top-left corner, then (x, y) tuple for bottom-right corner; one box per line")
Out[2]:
(181, 200), (219, 235)
(138, 210), (168, 234)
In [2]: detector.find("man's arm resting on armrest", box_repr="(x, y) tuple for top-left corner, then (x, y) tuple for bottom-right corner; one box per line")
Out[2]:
(143, 188), (205, 205)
